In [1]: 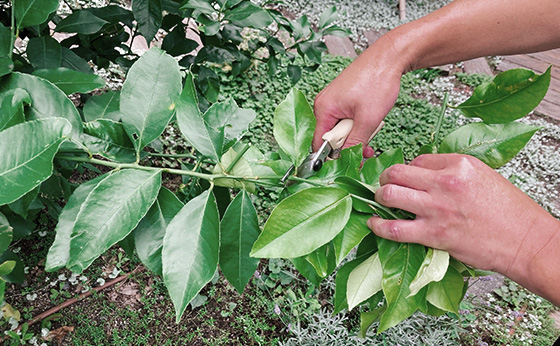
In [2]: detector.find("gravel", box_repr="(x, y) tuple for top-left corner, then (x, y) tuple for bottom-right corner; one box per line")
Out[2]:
(282, 0), (453, 49)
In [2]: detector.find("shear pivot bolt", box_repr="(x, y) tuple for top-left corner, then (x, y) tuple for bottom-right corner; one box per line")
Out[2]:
(313, 160), (323, 171)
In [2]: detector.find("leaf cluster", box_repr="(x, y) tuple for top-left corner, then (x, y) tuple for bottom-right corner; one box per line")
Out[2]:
(0, 0), (551, 334)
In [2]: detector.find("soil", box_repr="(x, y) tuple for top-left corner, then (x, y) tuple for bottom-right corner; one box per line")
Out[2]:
(5, 234), (289, 345)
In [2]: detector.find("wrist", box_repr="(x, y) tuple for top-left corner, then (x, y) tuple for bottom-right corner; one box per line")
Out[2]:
(500, 211), (560, 304)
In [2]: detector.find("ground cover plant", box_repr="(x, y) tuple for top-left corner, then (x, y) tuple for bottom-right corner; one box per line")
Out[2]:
(1, 1), (559, 345)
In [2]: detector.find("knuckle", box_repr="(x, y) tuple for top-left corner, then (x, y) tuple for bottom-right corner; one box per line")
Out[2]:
(376, 184), (396, 205)
(411, 154), (428, 166)
(387, 221), (402, 242)
(438, 174), (467, 192)
(382, 164), (405, 183)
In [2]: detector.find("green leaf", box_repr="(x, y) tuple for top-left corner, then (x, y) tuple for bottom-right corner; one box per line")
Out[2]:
(286, 65), (302, 85)
(0, 216), (13, 254)
(304, 242), (336, 279)
(360, 304), (387, 338)
(219, 190), (260, 294)
(297, 41), (326, 65)
(0, 261), (16, 277)
(0, 24), (13, 77)
(132, 0), (163, 42)
(162, 26), (199, 56)
(197, 15), (221, 36)
(319, 6), (338, 29)
(0, 251), (23, 284)
(439, 122), (539, 169)
(0, 280), (5, 302)
(311, 145), (362, 182)
(66, 169), (161, 273)
(1, 209), (33, 241)
(273, 88), (316, 167)
(361, 148), (404, 186)
(0, 118), (71, 206)
(0, 23), (12, 57)
(121, 47), (181, 159)
(181, 0), (216, 14)
(56, 11), (109, 34)
(332, 212), (371, 265)
(204, 98), (256, 141)
(426, 266), (464, 314)
(408, 248), (449, 297)
(347, 252), (383, 310)
(250, 187), (352, 258)
(134, 187), (183, 276)
(378, 243), (426, 333)
(0, 56), (13, 78)
(14, 0), (59, 29)
(334, 175), (376, 213)
(32, 68), (105, 95)
(60, 47), (92, 74)
(0, 88), (30, 131)
(197, 65), (220, 102)
(225, 2), (273, 28)
(85, 5), (135, 27)
(45, 175), (106, 272)
(357, 233), (378, 258)
(457, 67), (551, 123)
(333, 257), (365, 313)
(0, 72), (83, 137)
(162, 190), (220, 322)
(82, 119), (137, 163)
(27, 37), (62, 70)
(290, 256), (323, 287)
(212, 147), (255, 192)
(8, 186), (39, 219)
(176, 72), (223, 161)
(291, 15), (311, 39)
(83, 91), (121, 122)
(322, 26), (350, 38)
(418, 143), (438, 155)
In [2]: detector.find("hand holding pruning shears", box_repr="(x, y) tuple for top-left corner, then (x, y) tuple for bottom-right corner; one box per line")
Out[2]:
(282, 119), (384, 182)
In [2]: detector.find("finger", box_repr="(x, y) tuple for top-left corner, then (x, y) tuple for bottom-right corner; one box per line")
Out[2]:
(375, 184), (432, 215)
(379, 164), (436, 191)
(343, 117), (383, 158)
(409, 153), (461, 169)
(312, 90), (345, 152)
(368, 216), (433, 246)
(313, 116), (340, 152)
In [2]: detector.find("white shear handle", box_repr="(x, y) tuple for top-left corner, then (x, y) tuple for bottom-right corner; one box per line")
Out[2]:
(322, 119), (384, 150)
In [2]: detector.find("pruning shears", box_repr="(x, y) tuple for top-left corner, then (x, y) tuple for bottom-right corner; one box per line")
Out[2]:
(281, 119), (385, 183)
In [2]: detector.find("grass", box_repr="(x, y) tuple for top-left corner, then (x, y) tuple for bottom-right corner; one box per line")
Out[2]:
(459, 278), (559, 345)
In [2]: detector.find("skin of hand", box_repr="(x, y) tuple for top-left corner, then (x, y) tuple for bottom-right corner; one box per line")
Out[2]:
(313, 0), (560, 305)
(368, 154), (560, 306)
(313, 0), (560, 156)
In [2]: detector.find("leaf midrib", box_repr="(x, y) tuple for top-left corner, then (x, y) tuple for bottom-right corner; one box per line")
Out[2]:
(137, 54), (164, 155)
(0, 135), (63, 178)
(260, 195), (349, 252)
(454, 131), (531, 155)
(459, 75), (543, 110)
(69, 170), (159, 265)
(383, 246), (412, 321)
(17, 0), (40, 28)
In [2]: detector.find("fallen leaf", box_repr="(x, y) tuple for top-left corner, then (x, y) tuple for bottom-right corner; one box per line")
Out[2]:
(1, 303), (20, 321)
(43, 325), (74, 345)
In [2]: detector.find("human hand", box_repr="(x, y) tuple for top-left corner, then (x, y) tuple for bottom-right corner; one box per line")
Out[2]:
(312, 41), (405, 158)
(368, 154), (557, 275)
